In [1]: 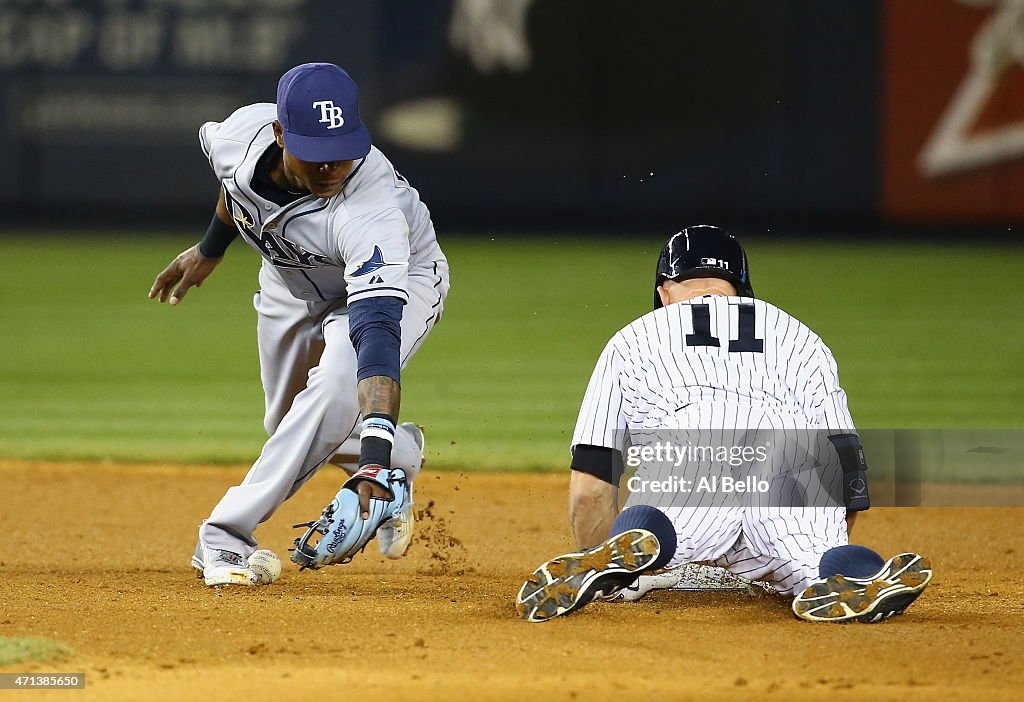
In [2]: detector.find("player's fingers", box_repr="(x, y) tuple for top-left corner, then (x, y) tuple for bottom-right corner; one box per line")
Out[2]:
(169, 272), (199, 306)
(149, 268), (181, 303)
(169, 285), (190, 305)
(357, 481), (372, 519)
(148, 269), (170, 299)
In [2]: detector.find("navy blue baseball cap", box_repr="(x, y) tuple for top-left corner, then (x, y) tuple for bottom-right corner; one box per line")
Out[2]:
(276, 63), (371, 162)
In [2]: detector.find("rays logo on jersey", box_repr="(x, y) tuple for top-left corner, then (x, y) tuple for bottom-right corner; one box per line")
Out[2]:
(351, 245), (402, 277)
(229, 201), (332, 270)
(234, 209), (254, 231)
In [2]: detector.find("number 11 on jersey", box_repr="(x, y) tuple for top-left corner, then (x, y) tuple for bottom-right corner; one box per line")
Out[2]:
(685, 303), (764, 353)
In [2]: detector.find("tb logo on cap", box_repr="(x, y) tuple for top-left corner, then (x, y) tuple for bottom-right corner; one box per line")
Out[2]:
(312, 100), (345, 129)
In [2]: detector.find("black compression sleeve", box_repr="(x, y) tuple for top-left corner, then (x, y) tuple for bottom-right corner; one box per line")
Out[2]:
(570, 444), (625, 487)
(198, 213), (238, 258)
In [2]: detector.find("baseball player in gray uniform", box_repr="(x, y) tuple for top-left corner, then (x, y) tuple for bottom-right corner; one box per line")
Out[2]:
(149, 63), (449, 586)
(515, 226), (932, 623)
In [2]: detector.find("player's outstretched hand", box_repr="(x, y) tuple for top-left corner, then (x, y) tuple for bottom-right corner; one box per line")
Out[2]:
(148, 244), (222, 305)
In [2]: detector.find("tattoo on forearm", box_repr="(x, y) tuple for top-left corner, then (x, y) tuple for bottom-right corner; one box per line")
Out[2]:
(357, 375), (401, 419)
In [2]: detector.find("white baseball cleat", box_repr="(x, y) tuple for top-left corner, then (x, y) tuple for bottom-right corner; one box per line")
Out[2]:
(376, 497), (414, 559)
(376, 423), (422, 559)
(199, 544), (257, 587)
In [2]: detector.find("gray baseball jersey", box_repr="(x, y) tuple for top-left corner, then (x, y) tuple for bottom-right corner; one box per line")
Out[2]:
(571, 295), (854, 595)
(199, 103), (446, 305)
(194, 103), (450, 561)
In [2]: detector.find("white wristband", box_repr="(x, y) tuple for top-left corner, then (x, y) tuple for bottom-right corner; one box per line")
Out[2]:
(361, 416), (396, 445)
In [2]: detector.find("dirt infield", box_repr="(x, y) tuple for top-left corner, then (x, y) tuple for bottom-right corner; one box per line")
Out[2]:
(1, 460), (1021, 701)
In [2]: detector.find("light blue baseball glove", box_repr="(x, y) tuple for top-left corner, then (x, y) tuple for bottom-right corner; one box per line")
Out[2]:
(291, 466), (409, 569)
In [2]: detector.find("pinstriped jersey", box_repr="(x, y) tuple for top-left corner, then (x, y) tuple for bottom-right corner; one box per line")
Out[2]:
(199, 103), (446, 305)
(571, 296), (857, 453)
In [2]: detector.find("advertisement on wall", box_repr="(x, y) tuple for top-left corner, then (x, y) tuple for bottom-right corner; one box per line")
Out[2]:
(1, 1), (881, 227)
(0, 0), (316, 207)
(884, 0), (1024, 222)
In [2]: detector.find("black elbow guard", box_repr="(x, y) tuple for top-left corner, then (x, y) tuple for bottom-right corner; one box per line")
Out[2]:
(828, 433), (870, 512)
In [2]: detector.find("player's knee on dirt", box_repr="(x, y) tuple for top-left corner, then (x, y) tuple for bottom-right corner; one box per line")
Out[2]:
(819, 544), (885, 578)
(611, 505), (677, 571)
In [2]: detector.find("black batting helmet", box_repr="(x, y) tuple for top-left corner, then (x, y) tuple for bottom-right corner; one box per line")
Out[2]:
(653, 225), (754, 309)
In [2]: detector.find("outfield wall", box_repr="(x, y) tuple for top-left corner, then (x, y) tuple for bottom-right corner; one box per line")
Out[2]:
(1, 1), (1022, 230)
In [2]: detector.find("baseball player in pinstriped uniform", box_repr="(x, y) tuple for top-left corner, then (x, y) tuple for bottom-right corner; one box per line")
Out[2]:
(516, 226), (932, 623)
(149, 63), (449, 586)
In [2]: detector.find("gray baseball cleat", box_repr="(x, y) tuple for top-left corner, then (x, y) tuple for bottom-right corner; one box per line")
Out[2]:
(376, 423), (422, 559)
(199, 544), (257, 587)
(515, 529), (661, 622)
(792, 552), (932, 623)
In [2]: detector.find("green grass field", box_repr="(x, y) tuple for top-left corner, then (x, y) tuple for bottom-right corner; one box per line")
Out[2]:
(0, 233), (1022, 472)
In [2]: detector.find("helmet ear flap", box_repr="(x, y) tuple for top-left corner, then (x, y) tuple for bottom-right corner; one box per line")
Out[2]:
(738, 250), (754, 297)
(653, 243), (673, 310)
